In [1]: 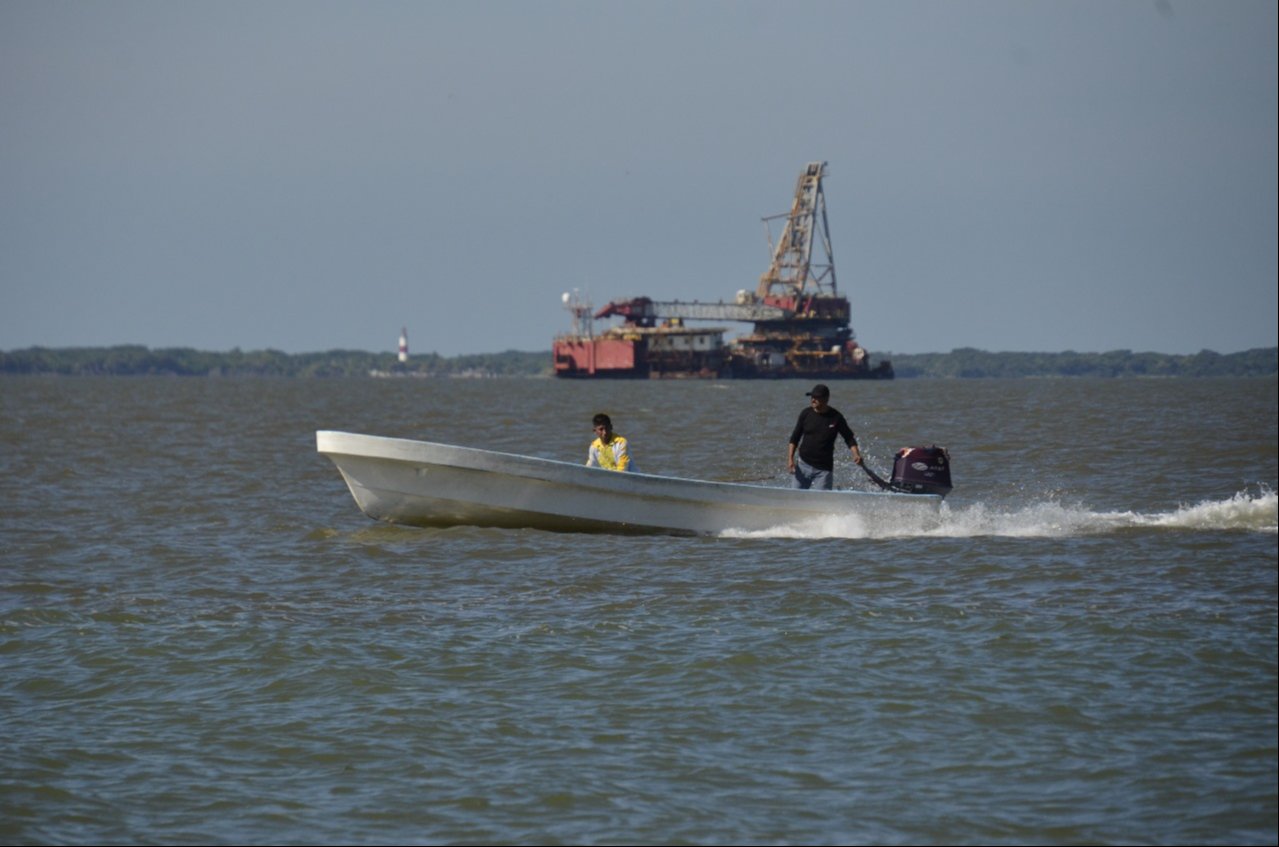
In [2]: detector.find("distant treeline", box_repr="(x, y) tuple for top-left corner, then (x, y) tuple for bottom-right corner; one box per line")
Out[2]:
(1, 345), (1275, 378)
(885, 346), (1277, 378)
(0, 346), (551, 378)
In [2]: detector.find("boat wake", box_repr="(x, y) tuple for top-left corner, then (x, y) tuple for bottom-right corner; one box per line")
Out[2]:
(720, 486), (1278, 539)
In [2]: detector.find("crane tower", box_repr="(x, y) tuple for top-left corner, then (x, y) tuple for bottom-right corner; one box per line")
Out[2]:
(757, 160), (838, 300)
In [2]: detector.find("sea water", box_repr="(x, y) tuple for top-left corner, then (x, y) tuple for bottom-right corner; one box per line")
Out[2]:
(1, 375), (1275, 844)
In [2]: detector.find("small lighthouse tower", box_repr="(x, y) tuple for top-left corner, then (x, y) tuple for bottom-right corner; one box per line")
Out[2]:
(398, 327), (409, 363)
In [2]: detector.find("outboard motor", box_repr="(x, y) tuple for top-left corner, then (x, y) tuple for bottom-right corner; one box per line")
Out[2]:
(890, 446), (952, 497)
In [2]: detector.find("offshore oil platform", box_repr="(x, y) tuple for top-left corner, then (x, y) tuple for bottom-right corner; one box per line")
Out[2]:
(552, 161), (893, 380)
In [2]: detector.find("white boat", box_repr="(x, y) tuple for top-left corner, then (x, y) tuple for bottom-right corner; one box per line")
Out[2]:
(317, 430), (946, 536)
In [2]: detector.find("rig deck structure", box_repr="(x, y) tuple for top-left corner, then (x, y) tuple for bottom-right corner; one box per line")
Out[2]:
(553, 162), (893, 380)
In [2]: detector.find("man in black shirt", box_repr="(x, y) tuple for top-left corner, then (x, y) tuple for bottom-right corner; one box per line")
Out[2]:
(787, 384), (863, 490)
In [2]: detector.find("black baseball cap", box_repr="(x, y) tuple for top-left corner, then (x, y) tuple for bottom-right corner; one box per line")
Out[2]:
(806, 384), (830, 399)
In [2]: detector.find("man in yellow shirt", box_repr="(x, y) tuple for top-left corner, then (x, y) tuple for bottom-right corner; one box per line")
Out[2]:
(586, 413), (632, 472)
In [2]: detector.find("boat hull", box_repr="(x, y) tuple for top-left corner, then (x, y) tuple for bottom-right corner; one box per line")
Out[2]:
(317, 430), (942, 536)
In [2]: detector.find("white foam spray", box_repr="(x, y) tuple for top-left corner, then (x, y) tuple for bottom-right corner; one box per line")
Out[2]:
(720, 486), (1278, 539)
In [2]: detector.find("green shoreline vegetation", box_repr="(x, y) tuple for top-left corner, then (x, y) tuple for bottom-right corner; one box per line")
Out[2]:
(1, 345), (1274, 379)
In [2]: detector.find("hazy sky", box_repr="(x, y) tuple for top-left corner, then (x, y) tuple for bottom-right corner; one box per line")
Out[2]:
(3, 1), (1275, 357)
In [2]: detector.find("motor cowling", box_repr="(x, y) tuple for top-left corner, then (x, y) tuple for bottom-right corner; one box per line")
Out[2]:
(891, 446), (952, 496)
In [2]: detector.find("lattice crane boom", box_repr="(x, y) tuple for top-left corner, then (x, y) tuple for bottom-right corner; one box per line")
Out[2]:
(594, 297), (789, 324)
(757, 161), (837, 299)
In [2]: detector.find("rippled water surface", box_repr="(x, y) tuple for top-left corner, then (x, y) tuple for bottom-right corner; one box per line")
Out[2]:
(2, 376), (1276, 845)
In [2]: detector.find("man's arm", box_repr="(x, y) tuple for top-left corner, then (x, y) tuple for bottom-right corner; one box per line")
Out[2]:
(787, 410), (808, 472)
